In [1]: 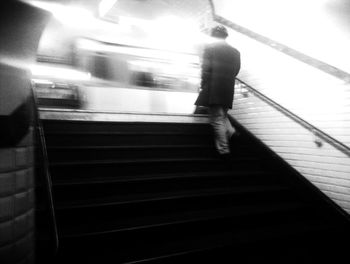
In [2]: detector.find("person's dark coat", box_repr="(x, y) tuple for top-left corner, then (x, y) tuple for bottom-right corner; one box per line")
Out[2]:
(195, 41), (241, 109)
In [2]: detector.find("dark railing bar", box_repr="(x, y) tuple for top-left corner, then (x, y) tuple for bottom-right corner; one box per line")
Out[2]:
(30, 84), (59, 255)
(236, 78), (350, 158)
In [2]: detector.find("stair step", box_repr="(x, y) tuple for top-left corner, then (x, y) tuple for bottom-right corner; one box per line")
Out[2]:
(56, 216), (343, 264)
(58, 202), (314, 237)
(37, 117), (350, 264)
(52, 171), (283, 205)
(55, 193), (301, 240)
(49, 157), (264, 180)
(47, 144), (261, 162)
(128, 223), (348, 264)
(54, 186), (300, 236)
(55, 184), (290, 209)
(53, 169), (277, 186)
(50, 157), (221, 166)
(47, 145), (217, 162)
(43, 121), (213, 134)
(50, 157), (259, 171)
(44, 132), (213, 146)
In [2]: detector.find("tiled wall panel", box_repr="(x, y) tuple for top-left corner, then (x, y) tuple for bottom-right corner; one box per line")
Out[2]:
(0, 128), (35, 264)
(232, 91), (350, 214)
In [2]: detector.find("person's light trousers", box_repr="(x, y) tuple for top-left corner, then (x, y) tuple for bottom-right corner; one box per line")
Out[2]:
(208, 105), (236, 154)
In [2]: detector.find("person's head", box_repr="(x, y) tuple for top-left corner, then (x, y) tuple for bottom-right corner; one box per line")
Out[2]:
(211, 25), (228, 39)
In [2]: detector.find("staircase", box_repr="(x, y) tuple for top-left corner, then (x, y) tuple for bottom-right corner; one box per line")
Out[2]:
(39, 115), (349, 263)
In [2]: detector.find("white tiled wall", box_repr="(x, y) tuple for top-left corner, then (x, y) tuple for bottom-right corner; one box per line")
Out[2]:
(231, 88), (350, 214)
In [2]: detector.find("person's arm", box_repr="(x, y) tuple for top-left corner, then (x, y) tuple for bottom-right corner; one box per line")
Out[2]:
(200, 46), (211, 90)
(233, 51), (241, 77)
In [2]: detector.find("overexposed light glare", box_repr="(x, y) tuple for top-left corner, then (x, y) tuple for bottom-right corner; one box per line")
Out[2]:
(31, 79), (53, 85)
(114, 15), (213, 52)
(77, 39), (199, 65)
(215, 0), (350, 72)
(99, 0), (118, 17)
(152, 16), (198, 35)
(0, 57), (30, 71)
(77, 39), (101, 52)
(0, 56), (91, 81)
(145, 16), (204, 51)
(30, 64), (91, 81)
(27, 1), (95, 29)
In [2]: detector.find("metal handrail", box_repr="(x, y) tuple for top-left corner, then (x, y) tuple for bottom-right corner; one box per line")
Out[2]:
(30, 84), (59, 255)
(236, 78), (350, 158)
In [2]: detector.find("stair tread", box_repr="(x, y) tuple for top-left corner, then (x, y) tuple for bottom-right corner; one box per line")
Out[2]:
(53, 169), (274, 186)
(129, 222), (346, 263)
(50, 156), (258, 166)
(38, 118), (350, 264)
(60, 202), (313, 237)
(44, 131), (211, 135)
(56, 184), (289, 209)
(47, 144), (252, 150)
(47, 144), (213, 149)
(58, 216), (344, 264)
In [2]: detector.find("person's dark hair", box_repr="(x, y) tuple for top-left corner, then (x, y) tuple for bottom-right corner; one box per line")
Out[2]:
(211, 25), (228, 39)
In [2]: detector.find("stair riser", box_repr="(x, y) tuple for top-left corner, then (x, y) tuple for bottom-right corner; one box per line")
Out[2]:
(58, 212), (299, 239)
(38, 118), (349, 264)
(55, 208), (333, 264)
(47, 147), (217, 162)
(55, 191), (300, 232)
(49, 159), (264, 181)
(43, 122), (213, 135)
(45, 134), (213, 147)
(47, 145), (264, 162)
(52, 176), (280, 204)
